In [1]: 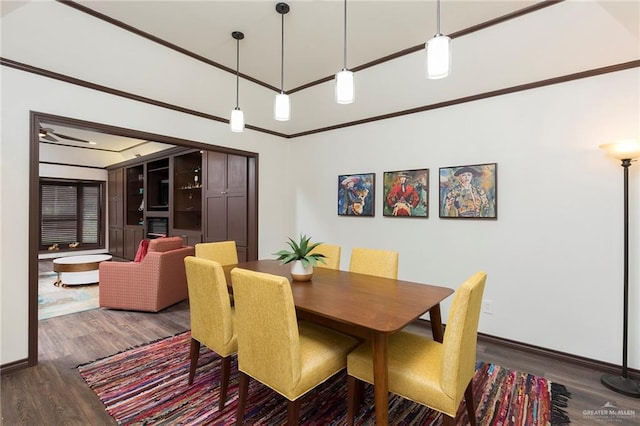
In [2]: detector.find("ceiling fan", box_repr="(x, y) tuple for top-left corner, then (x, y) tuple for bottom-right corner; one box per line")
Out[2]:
(39, 126), (94, 144)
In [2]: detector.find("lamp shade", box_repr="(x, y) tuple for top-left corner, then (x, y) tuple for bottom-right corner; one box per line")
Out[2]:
(426, 34), (451, 79)
(230, 108), (244, 132)
(335, 69), (354, 104)
(599, 139), (640, 160)
(274, 92), (290, 121)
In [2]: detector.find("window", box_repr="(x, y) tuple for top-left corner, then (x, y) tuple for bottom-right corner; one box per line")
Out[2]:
(40, 179), (105, 251)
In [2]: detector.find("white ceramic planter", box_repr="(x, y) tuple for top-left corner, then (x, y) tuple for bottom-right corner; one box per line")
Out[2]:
(290, 260), (313, 281)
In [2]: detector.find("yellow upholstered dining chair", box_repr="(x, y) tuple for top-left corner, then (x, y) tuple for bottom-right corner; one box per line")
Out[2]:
(346, 271), (487, 426)
(195, 241), (238, 265)
(349, 247), (398, 279)
(309, 243), (341, 270)
(230, 268), (358, 425)
(195, 240), (238, 304)
(184, 256), (237, 411)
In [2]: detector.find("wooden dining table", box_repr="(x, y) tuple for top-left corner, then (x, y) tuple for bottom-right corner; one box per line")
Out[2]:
(222, 259), (454, 426)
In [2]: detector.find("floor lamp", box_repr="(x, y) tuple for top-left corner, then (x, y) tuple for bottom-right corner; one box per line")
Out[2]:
(599, 139), (640, 398)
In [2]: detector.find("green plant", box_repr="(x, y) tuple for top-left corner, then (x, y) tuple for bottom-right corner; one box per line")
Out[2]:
(274, 234), (326, 268)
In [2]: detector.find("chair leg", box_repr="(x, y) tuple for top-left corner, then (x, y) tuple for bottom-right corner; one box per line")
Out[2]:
(465, 380), (477, 426)
(219, 356), (232, 411)
(188, 338), (201, 385)
(236, 372), (249, 425)
(347, 375), (355, 426)
(442, 414), (455, 426)
(287, 399), (301, 425)
(347, 375), (364, 426)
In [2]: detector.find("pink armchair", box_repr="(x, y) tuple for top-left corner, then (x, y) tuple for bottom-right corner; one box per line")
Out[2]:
(99, 236), (195, 312)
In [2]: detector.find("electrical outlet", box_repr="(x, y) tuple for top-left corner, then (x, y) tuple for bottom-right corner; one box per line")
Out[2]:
(482, 299), (493, 315)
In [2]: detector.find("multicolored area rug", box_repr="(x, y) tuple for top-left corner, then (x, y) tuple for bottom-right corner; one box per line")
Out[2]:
(38, 272), (99, 320)
(78, 331), (571, 425)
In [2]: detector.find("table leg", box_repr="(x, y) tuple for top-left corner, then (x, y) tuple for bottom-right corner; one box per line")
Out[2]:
(429, 304), (444, 343)
(372, 333), (389, 426)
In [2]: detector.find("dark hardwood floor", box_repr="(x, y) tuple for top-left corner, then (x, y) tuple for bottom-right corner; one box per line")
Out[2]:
(2, 301), (191, 425)
(2, 269), (640, 425)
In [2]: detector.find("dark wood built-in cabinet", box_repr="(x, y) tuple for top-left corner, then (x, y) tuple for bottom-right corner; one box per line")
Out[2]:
(204, 151), (248, 262)
(108, 147), (255, 261)
(125, 165), (144, 226)
(121, 165), (145, 259)
(173, 151), (202, 246)
(146, 158), (170, 212)
(108, 168), (125, 258)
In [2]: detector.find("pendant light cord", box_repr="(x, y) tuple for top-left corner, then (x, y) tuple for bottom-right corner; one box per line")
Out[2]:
(343, 0), (347, 69)
(436, 0), (441, 35)
(280, 12), (285, 93)
(235, 37), (240, 108)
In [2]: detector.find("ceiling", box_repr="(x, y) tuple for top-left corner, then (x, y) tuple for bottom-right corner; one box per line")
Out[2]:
(39, 123), (149, 152)
(67, 0), (638, 97)
(10, 0), (637, 164)
(38, 122), (176, 168)
(67, 0), (637, 91)
(74, 0), (544, 91)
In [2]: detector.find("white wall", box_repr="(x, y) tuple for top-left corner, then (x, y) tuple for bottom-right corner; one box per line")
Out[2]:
(0, 67), (292, 365)
(292, 69), (640, 369)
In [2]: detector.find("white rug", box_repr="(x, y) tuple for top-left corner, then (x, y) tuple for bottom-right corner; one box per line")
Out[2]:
(38, 272), (99, 320)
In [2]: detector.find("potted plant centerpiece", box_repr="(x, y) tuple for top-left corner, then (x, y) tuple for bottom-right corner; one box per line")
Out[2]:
(274, 234), (326, 281)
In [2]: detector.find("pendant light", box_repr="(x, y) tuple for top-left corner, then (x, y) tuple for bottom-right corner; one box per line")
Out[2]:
(335, 0), (354, 104)
(274, 2), (290, 121)
(426, 0), (451, 79)
(230, 31), (245, 132)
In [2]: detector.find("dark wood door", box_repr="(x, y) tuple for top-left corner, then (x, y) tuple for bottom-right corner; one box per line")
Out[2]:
(108, 168), (124, 228)
(204, 152), (248, 261)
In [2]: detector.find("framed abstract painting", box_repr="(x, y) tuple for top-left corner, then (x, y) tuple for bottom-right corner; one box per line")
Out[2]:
(337, 173), (375, 216)
(439, 163), (497, 219)
(382, 169), (429, 217)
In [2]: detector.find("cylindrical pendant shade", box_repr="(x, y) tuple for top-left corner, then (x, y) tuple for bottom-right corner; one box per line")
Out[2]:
(426, 34), (451, 80)
(599, 139), (640, 160)
(335, 69), (354, 104)
(230, 108), (244, 132)
(274, 92), (290, 121)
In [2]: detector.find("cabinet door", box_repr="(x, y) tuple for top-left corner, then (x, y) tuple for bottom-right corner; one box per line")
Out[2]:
(204, 151), (227, 242)
(125, 165), (144, 226)
(204, 152), (247, 247)
(124, 226), (144, 260)
(109, 227), (124, 258)
(108, 168), (124, 228)
(226, 154), (247, 247)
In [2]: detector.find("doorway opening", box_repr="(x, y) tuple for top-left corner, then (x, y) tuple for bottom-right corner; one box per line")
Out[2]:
(28, 111), (258, 368)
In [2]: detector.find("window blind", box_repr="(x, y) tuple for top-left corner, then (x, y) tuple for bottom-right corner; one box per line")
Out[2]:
(40, 180), (103, 250)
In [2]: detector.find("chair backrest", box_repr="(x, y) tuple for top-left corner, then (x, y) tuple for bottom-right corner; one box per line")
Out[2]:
(145, 237), (193, 285)
(349, 247), (398, 279)
(309, 243), (341, 270)
(148, 236), (185, 253)
(195, 241), (239, 266)
(231, 268), (301, 393)
(440, 271), (487, 401)
(184, 257), (235, 354)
